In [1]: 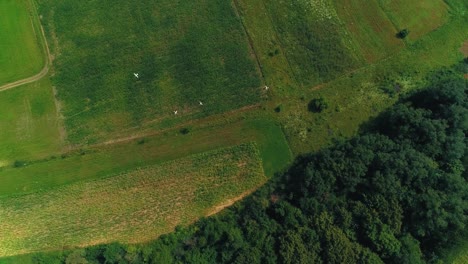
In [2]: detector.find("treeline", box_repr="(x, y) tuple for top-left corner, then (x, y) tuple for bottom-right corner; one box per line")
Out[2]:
(16, 68), (468, 263)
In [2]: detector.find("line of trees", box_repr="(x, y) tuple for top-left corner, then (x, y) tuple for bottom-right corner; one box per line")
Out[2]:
(16, 66), (468, 264)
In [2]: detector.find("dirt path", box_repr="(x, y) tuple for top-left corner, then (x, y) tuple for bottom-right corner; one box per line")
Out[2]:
(84, 103), (261, 150)
(231, 0), (266, 82)
(0, 64), (49, 92)
(0, 3), (52, 92)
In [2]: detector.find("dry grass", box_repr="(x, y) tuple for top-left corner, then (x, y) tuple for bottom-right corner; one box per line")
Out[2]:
(333, 0), (403, 62)
(0, 143), (265, 257)
(377, 0), (449, 41)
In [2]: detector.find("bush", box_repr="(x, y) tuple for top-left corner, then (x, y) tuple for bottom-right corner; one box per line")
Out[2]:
(180, 128), (190, 135)
(308, 98), (328, 113)
(397, 29), (410, 39)
(13, 160), (27, 168)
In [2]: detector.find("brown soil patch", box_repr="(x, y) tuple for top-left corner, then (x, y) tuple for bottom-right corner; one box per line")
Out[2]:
(206, 190), (254, 217)
(460, 40), (468, 57)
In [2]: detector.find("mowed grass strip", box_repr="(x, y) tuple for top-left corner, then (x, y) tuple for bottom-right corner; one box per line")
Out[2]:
(0, 143), (266, 257)
(0, 78), (62, 164)
(377, 0), (449, 41)
(333, 0), (403, 62)
(38, 0), (261, 144)
(0, 0), (45, 85)
(0, 118), (291, 197)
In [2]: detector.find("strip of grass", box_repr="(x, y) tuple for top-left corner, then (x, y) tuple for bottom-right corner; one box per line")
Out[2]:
(377, 0), (449, 41)
(0, 118), (291, 197)
(0, 143), (266, 257)
(38, 0), (261, 144)
(333, 0), (403, 62)
(0, 0), (45, 85)
(0, 78), (62, 165)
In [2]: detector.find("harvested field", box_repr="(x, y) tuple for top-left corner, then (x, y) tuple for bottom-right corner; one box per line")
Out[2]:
(0, 143), (265, 257)
(333, 0), (403, 62)
(377, 0), (449, 41)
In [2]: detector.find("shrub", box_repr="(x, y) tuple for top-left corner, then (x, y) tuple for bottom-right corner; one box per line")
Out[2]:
(13, 160), (27, 168)
(180, 128), (190, 135)
(308, 98), (328, 113)
(274, 105), (282, 113)
(397, 29), (410, 39)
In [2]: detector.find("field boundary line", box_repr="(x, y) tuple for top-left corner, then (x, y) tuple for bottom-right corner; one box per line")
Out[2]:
(76, 104), (262, 150)
(231, 0), (266, 82)
(0, 0), (52, 92)
(257, 0), (301, 87)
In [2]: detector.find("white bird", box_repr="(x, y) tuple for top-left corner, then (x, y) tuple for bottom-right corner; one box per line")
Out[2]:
(264, 85), (269, 90)
(134, 73), (139, 78)
(174, 110), (178, 115)
(199, 101), (203, 106)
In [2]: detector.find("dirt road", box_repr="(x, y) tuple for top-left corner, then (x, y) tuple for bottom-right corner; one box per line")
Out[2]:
(0, 64), (49, 92)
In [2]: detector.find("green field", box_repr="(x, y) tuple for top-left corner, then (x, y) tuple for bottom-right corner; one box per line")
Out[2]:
(37, 0), (261, 144)
(0, 0), (45, 85)
(377, 0), (449, 41)
(0, 78), (62, 165)
(0, 143), (266, 257)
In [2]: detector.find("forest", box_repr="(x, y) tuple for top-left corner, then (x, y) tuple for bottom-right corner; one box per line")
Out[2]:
(17, 65), (468, 264)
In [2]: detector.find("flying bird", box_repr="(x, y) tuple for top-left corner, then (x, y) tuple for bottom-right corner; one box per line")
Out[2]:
(174, 110), (178, 115)
(134, 73), (139, 78)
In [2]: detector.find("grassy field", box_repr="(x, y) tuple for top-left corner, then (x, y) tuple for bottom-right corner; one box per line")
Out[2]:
(0, 143), (266, 257)
(377, 0), (449, 41)
(37, 0), (261, 144)
(0, 0), (45, 85)
(236, 0), (467, 154)
(281, 11), (467, 153)
(0, 0), (465, 260)
(333, 0), (403, 62)
(0, 78), (62, 165)
(259, 0), (364, 87)
(0, 118), (291, 197)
